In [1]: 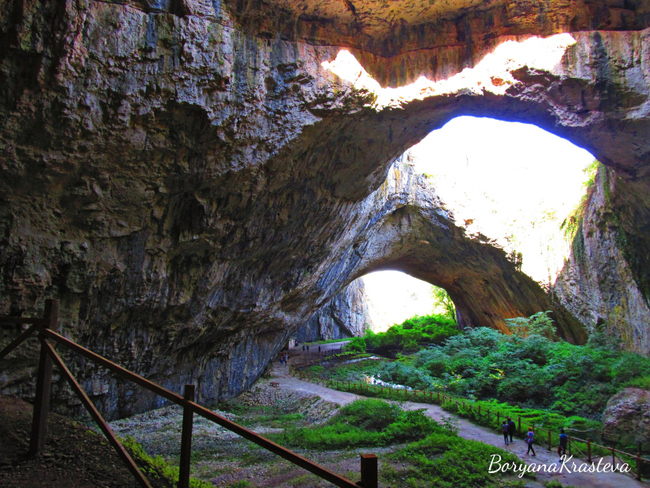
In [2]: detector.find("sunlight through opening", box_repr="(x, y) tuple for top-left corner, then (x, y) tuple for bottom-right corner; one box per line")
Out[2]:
(321, 34), (576, 109)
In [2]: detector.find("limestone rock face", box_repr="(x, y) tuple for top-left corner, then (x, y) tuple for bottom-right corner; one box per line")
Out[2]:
(226, 0), (650, 86)
(602, 388), (650, 450)
(553, 167), (650, 355)
(294, 279), (371, 343)
(0, 0), (649, 418)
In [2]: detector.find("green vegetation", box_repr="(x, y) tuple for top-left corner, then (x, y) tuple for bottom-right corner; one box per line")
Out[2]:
(122, 436), (214, 488)
(431, 285), (456, 320)
(276, 398), (436, 448)
(561, 160), (600, 244)
(339, 312), (650, 420)
(363, 313), (460, 354)
(274, 398), (528, 488)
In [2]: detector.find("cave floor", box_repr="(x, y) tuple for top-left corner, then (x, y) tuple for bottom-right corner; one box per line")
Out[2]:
(0, 357), (647, 488)
(270, 360), (648, 488)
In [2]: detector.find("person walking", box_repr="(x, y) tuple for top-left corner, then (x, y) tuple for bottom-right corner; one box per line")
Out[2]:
(507, 417), (516, 443)
(558, 428), (568, 462)
(502, 421), (509, 445)
(525, 427), (536, 456)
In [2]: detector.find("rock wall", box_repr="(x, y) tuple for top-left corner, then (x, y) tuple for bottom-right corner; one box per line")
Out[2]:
(0, 0), (649, 418)
(294, 279), (371, 343)
(553, 166), (650, 355)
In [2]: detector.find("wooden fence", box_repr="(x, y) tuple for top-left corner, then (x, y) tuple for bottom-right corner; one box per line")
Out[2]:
(0, 300), (377, 488)
(293, 372), (649, 481)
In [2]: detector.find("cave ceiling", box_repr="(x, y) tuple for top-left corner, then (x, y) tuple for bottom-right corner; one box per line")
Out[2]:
(0, 0), (649, 417)
(227, 0), (650, 84)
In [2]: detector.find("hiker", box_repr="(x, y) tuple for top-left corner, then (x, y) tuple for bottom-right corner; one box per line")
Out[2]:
(507, 417), (516, 443)
(501, 421), (509, 445)
(525, 427), (536, 456)
(558, 428), (568, 462)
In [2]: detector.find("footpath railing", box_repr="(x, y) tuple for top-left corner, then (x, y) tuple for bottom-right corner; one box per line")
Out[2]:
(292, 370), (649, 482)
(288, 347), (345, 367)
(0, 300), (377, 488)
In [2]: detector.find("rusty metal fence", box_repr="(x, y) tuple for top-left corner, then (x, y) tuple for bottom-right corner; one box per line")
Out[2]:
(0, 300), (378, 488)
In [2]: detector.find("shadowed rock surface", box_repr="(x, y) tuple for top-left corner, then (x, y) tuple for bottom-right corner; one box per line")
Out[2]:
(0, 0), (649, 418)
(295, 278), (372, 343)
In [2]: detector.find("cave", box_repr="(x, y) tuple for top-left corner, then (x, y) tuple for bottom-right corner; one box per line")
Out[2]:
(1, 0), (650, 419)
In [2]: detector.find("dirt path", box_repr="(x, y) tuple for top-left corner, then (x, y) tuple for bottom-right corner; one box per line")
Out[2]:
(272, 362), (648, 488)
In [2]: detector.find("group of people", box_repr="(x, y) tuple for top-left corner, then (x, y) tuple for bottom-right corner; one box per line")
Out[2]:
(501, 418), (569, 462)
(279, 352), (290, 364)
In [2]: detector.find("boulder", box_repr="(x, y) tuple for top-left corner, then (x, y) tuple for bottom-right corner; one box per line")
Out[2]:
(602, 388), (650, 451)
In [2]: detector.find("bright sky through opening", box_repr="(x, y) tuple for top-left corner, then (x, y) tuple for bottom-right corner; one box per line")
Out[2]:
(322, 36), (595, 331)
(364, 117), (595, 332)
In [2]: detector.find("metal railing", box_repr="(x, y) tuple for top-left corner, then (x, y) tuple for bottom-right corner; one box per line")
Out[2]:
(0, 300), (378, 488)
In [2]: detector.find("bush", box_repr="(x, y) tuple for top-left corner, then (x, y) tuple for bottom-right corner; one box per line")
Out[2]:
(345, 336), (367, 354)
(365, 314), (460, 352)
(275, 399), (438, 449)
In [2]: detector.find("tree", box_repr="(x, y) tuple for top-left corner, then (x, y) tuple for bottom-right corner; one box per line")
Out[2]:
(431, 286), (456, 320)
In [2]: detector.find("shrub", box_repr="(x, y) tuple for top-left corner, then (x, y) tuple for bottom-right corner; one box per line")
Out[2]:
(275, 399), (438, 449)
(345, 336), (367, 354)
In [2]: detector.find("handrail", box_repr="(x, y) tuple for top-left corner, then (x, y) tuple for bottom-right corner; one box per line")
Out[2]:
(39, 327), (361, 488)
(0, 302), (374, 488)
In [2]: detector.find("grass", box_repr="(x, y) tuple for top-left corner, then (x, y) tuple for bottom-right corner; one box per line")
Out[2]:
(122, 436), (214, 488)
(271, 398), (533, 487)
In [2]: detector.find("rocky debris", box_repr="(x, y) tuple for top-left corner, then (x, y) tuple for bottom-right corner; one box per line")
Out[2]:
(602, 388), (650, 450)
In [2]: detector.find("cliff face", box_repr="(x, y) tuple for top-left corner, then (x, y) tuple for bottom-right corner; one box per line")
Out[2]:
(294, 278), (371, 343)
(0, 0), (649, 418)
(553, 166), (650, 354)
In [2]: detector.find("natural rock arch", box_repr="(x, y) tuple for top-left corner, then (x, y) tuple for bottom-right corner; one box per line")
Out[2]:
(0, 0), (649, 417)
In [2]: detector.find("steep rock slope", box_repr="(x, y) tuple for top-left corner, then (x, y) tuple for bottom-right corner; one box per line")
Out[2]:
(294, 278), (372, 343)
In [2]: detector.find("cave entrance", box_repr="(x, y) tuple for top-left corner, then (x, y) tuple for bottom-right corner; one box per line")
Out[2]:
(361, 115), (597, 335)
(362, 270), (441, 332)
(410, 115), (596, 287)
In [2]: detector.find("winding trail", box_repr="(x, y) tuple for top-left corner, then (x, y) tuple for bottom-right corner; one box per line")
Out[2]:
(272, 351), (648, 488)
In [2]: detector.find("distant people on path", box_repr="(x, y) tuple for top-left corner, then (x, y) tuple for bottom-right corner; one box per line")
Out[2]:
(502, 421), (509, 445)
(558, 428), (568, 462)
(525, 427), (536, 456)
(507, 417), (516, 443)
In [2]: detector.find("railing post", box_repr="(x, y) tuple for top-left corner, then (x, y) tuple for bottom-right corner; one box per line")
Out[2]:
(548, 430), (552, 451)
(178, 384), (195, 488)
(587, 439), (592, 464)
(518, 417), (521, 434)
(360, 454), (377, 488)
(29, 299), (58, 457)
(636, 452), (642, 481)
